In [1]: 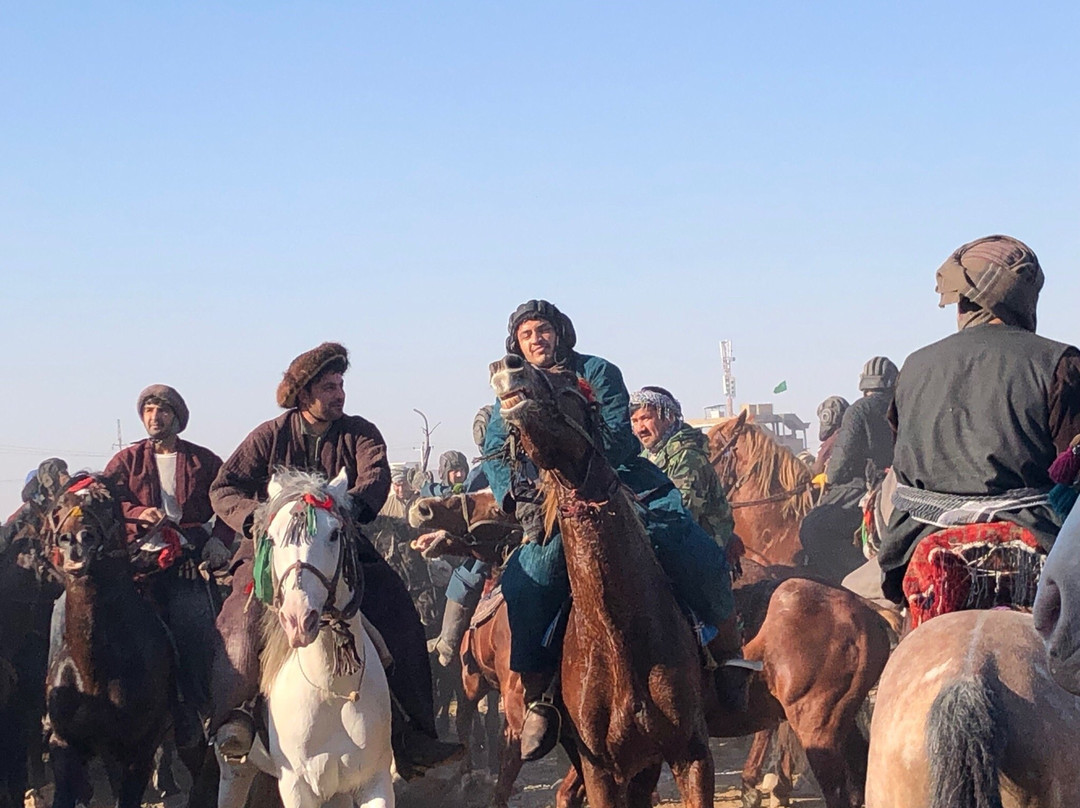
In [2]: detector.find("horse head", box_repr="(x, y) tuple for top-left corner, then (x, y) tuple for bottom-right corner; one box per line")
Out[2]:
(45, 475), (126, 578)
(489, 354), (600, 488)
(408, 488), (522, 561)
(257, 468), (354, 649)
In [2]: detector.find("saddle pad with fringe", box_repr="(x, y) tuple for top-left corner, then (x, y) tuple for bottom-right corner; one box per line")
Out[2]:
(470, 585), (504, 629)
(902, 522), (1044, 629)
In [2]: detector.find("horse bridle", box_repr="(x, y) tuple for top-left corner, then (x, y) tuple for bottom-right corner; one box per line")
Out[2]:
(710, 418), (814, 509)
(267, 499), (362, 624)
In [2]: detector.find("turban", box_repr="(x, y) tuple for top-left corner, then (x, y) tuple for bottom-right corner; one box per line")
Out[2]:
(936, 235), (1043, 331)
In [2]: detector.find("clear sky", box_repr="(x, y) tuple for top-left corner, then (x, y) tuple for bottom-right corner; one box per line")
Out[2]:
(2, 2), (1078, 509)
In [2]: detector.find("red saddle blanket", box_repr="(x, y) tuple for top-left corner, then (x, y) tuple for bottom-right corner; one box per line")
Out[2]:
(902, 522), (1045, 629)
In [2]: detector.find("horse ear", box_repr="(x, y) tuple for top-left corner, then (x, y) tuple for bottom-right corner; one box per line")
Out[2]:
(267, 474), (284, 500)
(327, 468), (349, 504)
(735, 409), (748, 429)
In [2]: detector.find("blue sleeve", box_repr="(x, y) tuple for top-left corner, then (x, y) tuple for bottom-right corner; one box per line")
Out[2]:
(481, 398), (514, 511)
(582, 356), (640, 470)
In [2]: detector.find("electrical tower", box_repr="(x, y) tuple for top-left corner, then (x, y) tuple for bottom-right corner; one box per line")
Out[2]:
(720, 340), (736, 417)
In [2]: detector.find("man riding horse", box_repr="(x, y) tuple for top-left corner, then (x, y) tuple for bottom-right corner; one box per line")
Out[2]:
(630, 385), (735, 549)
(208, 342), (461, 780)
(482, 299), (742, 761)
(878, 235), (1080, 603)
(103, 384), (234, 744)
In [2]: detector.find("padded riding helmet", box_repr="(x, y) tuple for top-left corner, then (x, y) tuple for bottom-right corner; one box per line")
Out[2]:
(858, 357), (898, 393)
(505, 299), (577, 361)
(437, 450), (470, 484)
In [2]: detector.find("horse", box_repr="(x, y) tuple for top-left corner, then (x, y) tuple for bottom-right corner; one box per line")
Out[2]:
(412, 489), (892, 808)
(233, 467), (395, 808)
(0, 510), (62, 808)
(708, 412), (815, 569)
(1033, 506), (1080, 694)
(491, 353), (715, 808)
(866, 609), (1080, 808)
(43, 474), (177, 808)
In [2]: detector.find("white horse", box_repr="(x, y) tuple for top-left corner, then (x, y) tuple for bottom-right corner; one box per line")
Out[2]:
(1033, 506), (1080, 693)
(220, 468), (394, 808)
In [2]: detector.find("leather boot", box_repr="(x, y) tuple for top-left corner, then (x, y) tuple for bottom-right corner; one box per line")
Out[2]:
(435, 599), (472, 668)
(709, 615), (756, 714)
(391, 696), (463, 780)
(520, 670), (561, 762)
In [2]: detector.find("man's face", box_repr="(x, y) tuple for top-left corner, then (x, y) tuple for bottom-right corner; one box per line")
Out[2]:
(143, 402), (177, 440)
(516, 319), (558, 368)
(631, 406), (673, 451)
(392, 480), (412, 501)
(447, 467), (467, 486)
(299, 372), (346, 422)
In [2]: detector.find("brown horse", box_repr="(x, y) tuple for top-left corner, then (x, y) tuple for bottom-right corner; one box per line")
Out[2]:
(867, 609), (1080, 808)
(412, 493), (892, 808)
(43, 475), (178, 808)
(708, 413), (815, 568)
(492, 353), (714, 808)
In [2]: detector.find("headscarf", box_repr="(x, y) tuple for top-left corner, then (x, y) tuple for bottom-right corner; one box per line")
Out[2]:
(816, 396), (850, 442)
(935, 235), (1044, 332)
(505, 300), (577, 363)
(629, 386), (683, 422)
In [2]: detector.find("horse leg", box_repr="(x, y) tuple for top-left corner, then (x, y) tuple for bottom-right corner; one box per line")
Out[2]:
(48, 742), (90, 808)
(800, 740), (852, 808)
(577, 755), (623, 808)
(214, 745), (258, 808)
(555, 742), (586, 808)
(483, 690), (501, 773)
(491, 718), (524, 808)
(669, 736), (715, 808)
(153, 739), (181, 796)
(354, 767), (394, 808)
(116, 753), (156, 808)
(276, 770), (319, 808)
(628, 763), (662, 808)
(455, 685), (480, 774)
(741, 728), (773, 808)
(841, 725), (869, 808)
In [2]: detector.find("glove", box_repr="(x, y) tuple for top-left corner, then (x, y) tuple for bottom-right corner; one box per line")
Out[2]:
(201, 536), (233, 570)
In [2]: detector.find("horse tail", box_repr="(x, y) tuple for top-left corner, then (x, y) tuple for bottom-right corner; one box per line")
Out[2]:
(925, 672), (1006, 808)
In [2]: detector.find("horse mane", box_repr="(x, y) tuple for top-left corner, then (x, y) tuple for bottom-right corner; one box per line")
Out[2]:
(722, 421), (814, 522)
(253, 468), (348, 539)
(260, 608), (331, 695)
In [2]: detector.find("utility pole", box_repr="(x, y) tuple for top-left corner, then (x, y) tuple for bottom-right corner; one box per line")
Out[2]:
(113, 419), (125, 452)
(720, 340), (736, 418)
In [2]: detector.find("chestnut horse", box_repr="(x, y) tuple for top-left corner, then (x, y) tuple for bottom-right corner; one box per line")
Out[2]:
(43, 475), (177, 808)
(867, 609), (1080, 808)
(708, 413), (814, 569)
(492, 353), (714, 808)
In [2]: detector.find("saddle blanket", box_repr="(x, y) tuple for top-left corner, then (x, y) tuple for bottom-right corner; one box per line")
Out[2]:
(902, 522), (1044, 629)
(470, 585), (504, 629)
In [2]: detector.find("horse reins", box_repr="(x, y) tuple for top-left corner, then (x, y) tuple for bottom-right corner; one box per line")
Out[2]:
(711, 419), (816, 510)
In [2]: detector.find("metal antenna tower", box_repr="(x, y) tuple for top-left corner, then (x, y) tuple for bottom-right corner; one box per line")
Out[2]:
(720, 340), (736, 417)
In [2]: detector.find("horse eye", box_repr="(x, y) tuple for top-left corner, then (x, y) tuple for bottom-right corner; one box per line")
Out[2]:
(58, 533), (73, 545)
(329, 529), (340, 543)
(76, 529), (90, 543)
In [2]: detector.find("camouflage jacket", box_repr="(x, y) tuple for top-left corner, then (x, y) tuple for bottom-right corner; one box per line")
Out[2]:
(645, 422), (735, 547)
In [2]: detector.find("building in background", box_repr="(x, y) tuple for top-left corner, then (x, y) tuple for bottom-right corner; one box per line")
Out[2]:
(689, 402), (809, 455)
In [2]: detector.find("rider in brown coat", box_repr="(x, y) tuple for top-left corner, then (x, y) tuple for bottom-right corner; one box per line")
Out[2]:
(209, 342), (460, 781)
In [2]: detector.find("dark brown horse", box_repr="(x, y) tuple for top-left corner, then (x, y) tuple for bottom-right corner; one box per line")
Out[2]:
(43, 475), (178, 808)
(414, 493), (892, 808)
(492, 353), (725, 808)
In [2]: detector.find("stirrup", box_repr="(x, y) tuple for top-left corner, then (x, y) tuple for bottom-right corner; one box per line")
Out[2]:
(215, 708), (257, 762)
(521, 694), (562, 762)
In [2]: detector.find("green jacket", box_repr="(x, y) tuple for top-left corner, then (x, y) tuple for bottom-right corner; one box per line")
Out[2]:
(645, 422), (734, 547)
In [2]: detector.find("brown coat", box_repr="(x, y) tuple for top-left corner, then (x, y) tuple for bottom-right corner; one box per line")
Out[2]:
(210, 410), (390, 538)
(105, 438), (232, 548)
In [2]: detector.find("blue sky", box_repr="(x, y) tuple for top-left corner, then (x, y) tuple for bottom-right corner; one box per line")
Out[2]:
(1, 2), (1078, 508)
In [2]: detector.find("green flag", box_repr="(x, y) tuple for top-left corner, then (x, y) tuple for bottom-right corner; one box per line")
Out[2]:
(773, 381), (788, 394)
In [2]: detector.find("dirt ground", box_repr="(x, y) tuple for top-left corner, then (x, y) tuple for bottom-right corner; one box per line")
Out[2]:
(26, 732), (825, 808)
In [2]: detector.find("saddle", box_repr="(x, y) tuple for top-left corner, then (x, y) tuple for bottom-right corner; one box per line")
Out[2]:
(469, 585), (504, 630)
(902, 521), (1045, 629)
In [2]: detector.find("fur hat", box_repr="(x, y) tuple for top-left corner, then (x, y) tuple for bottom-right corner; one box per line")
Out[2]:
(137, 385), (190, 432)
(277, 342), (349, 409)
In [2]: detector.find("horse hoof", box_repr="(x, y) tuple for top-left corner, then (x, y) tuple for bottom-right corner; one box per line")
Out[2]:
(741, 786), (764, 808)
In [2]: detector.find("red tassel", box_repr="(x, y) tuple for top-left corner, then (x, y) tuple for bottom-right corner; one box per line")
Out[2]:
(1049, 447), (1080, 485)
(302, 493), (334, 510)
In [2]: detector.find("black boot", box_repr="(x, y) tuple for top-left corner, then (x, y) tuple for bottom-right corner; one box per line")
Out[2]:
(520, 670), (561, 762)
(390, 695), (463, 780)
(708, 615), (758, 714)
